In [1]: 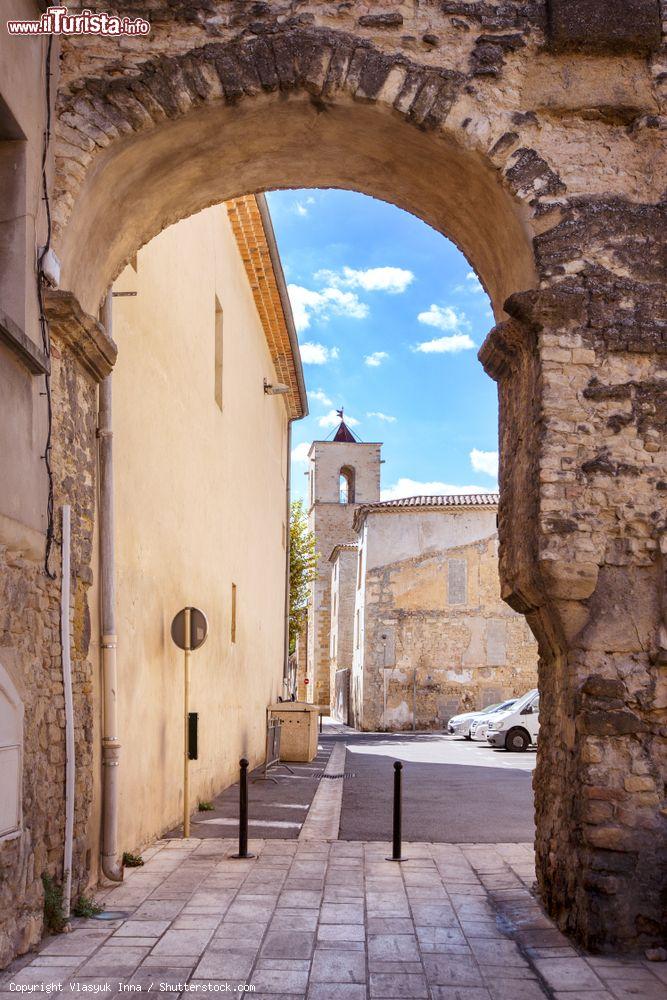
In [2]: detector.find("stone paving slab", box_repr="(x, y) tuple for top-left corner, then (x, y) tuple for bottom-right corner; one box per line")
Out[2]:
(1, 838), (665, 1000)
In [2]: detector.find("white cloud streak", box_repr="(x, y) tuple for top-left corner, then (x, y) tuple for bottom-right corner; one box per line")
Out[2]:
(318, 409), (359, 429)
(418, 304), (469, 332)
(299, 342), (340, 365)
(381, 479), (497, 501)
(470, 449), (499, 478)
(367, 411), (397, 423)
(364, 351), (389, 367)
(413, 333), (476, 354)
(291, 442), (311, 463)
(308, 388), (333, 406)
(316, 265), (414, 294)
(288, 283), (368, 332)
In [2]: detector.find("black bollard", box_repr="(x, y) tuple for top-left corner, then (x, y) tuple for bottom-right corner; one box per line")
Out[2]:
(387, 760), (405, 862)
(231, 757), (256, 859)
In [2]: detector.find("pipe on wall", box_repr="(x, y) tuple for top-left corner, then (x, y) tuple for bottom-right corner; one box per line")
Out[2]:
(98, 293), (123, 883)
(283, 418), (294, 693)
(60, 504), (75, 917)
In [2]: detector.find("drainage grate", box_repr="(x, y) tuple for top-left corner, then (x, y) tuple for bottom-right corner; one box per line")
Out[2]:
(311, 771), (356, 779)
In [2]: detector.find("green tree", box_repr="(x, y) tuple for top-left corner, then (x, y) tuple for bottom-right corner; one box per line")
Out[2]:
(289, 500), (318, 654)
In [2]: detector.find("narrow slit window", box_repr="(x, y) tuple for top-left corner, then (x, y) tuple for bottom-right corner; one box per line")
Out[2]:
(339, 466), (355, 504)
(214, 296), (223, 410)
(231, 582), (237, 643)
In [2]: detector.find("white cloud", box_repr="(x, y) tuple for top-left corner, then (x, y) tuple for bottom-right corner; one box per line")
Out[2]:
(417, 303), (470, 332)
(291, 442), (311, 463)
(381, 479), (497, 501)
(318, 409), (359, 429)
(308, 388), (332, 406)
(367, 411), (397, 423)
(415, 305), (475, 352)
(288, 283), (368, 332)
(316, 266), (414, 295)
(293, 196), (315, 217)
(413, 333), (476, 354)
(470, 449), (499, 478)
(453, 271), (485, 295)
(364, 351), (389, 367)
(299, 342), (340, 365)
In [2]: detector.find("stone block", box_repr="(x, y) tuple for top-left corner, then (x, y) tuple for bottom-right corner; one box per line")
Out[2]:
(546, 0), (661, 53)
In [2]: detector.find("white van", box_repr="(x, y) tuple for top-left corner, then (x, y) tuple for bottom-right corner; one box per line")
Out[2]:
(486, 689), (539, 751)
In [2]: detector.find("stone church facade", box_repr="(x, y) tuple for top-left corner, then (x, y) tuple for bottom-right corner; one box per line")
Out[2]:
(306, 425), (538, 731)
(350, 494), (539, 731)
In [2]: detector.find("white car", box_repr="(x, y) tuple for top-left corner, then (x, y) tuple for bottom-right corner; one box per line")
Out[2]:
(447, 702), (507, 740)
(486, 689), (539, 751)
(469, 699), (518, 741)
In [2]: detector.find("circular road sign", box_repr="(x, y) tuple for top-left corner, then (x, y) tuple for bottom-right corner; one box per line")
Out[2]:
(171, 607), (208, 651)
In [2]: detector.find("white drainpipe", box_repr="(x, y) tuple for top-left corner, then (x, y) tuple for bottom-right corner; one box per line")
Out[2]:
(98, 293), (123, 883)
(61, 504), (75, 917)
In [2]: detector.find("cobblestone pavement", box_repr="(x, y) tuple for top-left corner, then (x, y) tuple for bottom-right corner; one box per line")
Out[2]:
(2, 837), (665, 1000)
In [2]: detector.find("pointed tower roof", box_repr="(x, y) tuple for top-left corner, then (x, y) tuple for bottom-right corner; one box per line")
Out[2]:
(331, 408), (361, 443)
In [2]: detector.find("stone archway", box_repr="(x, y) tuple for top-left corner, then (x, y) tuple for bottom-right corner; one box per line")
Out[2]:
(44, 2), (665, 953)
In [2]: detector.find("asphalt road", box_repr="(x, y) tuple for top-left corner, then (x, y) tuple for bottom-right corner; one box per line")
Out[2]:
(337, 730), (535, 843)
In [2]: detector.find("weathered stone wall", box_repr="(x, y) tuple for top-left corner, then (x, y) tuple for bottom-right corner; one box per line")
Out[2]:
(329, 545), (358, 680)
(353, 507), (538, 732)
(0, 315), (100, 968)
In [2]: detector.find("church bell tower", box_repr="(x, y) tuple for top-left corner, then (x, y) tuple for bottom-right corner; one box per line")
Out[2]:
(305, 414), (382, 707)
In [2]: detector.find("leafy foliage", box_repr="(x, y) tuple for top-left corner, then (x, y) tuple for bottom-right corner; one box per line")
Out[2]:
(122, 851), (144, 868)
(198, 800), (214, 811)
(289, 500), (318, 654)
(42, 874), (66, 934)
(72, 894), (103, 918)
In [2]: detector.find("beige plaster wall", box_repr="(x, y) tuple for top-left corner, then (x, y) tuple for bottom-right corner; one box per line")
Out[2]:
(88, 204), (289, 864)
(353, 508), (538, 731)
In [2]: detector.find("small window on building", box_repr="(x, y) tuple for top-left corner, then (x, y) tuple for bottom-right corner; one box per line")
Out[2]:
(214, 296), (223, 410)
(231, 583), (237, 643)
(339, 466), (355, 504)
(448, 559), (467, 605)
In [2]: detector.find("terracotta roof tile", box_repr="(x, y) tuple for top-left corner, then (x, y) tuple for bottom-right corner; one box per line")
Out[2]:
(353, 493), (499, 531)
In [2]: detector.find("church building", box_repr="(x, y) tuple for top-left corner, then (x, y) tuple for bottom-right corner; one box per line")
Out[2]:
(305, 417), (538, 730)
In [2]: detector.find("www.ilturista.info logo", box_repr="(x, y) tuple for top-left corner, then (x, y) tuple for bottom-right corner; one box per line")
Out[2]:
(7, 5), (150, 36)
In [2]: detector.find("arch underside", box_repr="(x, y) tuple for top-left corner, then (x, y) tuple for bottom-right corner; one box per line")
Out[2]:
(57, 91), (537, 317)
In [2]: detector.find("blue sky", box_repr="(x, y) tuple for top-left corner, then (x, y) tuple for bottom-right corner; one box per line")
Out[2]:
(266, 189), (499, 502)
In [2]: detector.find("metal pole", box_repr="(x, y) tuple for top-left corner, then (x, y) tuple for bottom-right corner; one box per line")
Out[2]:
(183, 607), (191, 838)
(99, 293), (123, 883)
(60, 505), (75, 918)
(413, 668), (417, 732)
(231, 758), (255, 859)
(387, 761), (404, 861)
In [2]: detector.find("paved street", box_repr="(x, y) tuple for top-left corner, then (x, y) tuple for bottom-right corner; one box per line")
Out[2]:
(3, 837), (664, 1000)
(337, 731), (535, 844)
(174, 725), (535, 844)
